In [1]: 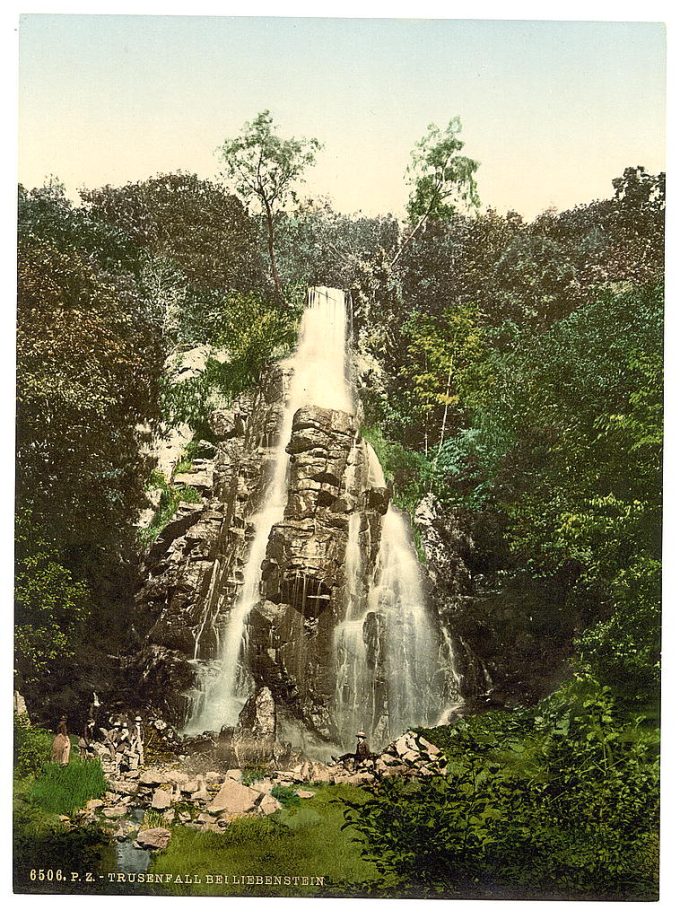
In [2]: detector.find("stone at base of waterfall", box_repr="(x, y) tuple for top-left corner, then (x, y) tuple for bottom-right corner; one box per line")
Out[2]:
(380, 731), (448, 777)
(102, 805), (129, 818)
(207, 778), (261, 816)
(251, 779), (274, 795)
(342, 772), (375, 787)
(196, 813), (216, 825)
(139, 769), (166, 786)
(329, 731), (448, 783)
(165, 769), (190, 786)
(114, 821), (137, 841)
(296, 789), (315, 799)
(135, 827), (172, 851)
(309, 762), (333, 783)
(258, 794), (282, 815)
(237, 686), (276, 736)
(151, 788), (174, 810)
(181, 777), (200, 796)
(110, 779), (139, 795)
(85, 798), (104, 812)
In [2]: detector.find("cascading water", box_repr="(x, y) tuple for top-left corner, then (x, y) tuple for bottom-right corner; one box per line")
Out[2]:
(186, 287), (353, 733)
(334, 446), (446, 749)
(182, 283), (460, 744)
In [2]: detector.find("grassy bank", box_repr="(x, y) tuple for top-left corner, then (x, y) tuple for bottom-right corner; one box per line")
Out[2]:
(152, 783), (383, 896)
(13, 718), (110, 893)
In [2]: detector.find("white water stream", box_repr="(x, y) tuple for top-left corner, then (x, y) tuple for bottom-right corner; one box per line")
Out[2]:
(186, 287), (352, 733)
(185, 285), (459, 744)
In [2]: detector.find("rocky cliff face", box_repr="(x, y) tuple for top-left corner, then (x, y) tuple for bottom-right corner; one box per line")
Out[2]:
(415, 494), (578, 710)
(133, 364), (393, 746)
(133, 367), (288, 726)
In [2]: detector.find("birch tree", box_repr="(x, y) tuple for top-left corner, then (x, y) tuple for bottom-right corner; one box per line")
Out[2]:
(218, 111), (322, 302)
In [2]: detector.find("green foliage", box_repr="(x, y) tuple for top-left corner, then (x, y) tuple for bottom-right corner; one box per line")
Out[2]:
(276, 200), (400, 291)
(14, 714), (53, 779)
(346, 680), (659, 899)
(82, 172), (266, 341)
(270, 785), (303, 808)
(17, 187), (164, 537)
(361, 424), (433, 516)
(28, 758), (107, 816)
(13, 800), (108, 893)
(406, 117), (480, 224)
(152, 784), (378, 896)
(15, 513), (91, 688)
(219, 111), (322, 298)
(396, 303), (487, 452)
(139, 471), (203, 547)
(162, 291), (300, 433)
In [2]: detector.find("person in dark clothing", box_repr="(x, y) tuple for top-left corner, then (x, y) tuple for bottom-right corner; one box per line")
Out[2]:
(78, 718), (97, 758)
(355, 731), (370, 763)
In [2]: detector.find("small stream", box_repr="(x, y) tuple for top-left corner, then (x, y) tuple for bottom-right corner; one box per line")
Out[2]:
(100, 808), (152, 875)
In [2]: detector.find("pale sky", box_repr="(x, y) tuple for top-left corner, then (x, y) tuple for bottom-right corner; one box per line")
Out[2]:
(18, 14), (667, 219)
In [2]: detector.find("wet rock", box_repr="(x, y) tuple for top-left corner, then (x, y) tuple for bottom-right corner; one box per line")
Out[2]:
(135, 827), (172, 851)
(237, 687), (276, 737)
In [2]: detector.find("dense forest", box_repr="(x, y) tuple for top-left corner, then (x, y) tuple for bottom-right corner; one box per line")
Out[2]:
(15, 111), (663, 899)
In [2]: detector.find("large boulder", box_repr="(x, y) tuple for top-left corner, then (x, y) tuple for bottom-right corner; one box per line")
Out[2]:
(237, 687), (276, 737)
(136, 827), (172, 850)
(207, 778), (261, 816)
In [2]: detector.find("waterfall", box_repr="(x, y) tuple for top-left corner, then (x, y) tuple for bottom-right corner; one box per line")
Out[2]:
(333, 434), (447, 749)
(186, 287), (352, 733)
(374, 506), (441, 738)
(182, 283), (459, 745)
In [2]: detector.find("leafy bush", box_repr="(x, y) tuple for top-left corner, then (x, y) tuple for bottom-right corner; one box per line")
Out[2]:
(361, 424), (433, 516)
(14, 714), (53, 779)
(139, 471), (203, 547)
(345, 677), (659, 899)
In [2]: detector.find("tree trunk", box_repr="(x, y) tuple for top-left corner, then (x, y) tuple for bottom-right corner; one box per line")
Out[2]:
(263, 201), (284, 304)
(433, 354), (454, 468)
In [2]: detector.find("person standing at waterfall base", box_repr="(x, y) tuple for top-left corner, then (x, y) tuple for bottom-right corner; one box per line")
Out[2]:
(51, 716), (71, 766)
(130, 715), (145, 768)
(355, 731), (370, 765)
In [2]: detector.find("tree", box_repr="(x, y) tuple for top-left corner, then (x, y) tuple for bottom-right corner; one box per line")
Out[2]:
(17, 183), (164, 573)
(81, 173), (266, 343)
(218, 111), (322, 301)
(391, 117), (480, 267)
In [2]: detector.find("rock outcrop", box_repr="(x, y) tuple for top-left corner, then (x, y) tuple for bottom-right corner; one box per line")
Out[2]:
(415, 494), (579, 709)
(132, 352), (398, 746)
